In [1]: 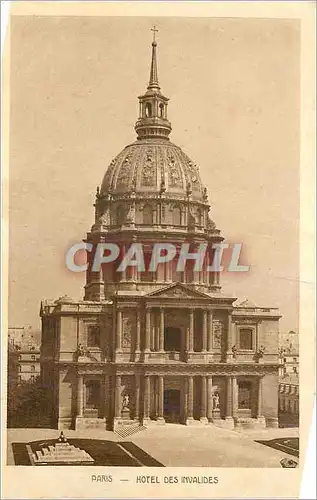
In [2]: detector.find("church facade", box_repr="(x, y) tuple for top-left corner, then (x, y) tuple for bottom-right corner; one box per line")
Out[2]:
(40, 35), (281, 432)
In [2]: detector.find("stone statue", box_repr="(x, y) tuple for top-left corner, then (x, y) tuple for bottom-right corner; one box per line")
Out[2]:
(122, 394), (130, 410)
(213, 392), (220, 409)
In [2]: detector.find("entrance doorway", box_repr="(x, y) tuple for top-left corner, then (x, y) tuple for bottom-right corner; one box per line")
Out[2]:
(84, 380), (101, 417)
(164, 327), (181, 352)
(164, 389), (181, 423)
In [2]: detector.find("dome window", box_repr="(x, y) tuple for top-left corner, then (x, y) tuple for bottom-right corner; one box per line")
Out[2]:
(145, 103), (152, 118)
(143, 204), (154, 225)
(172, 206), (182, 226)
(116, 205), (126, 225)
(159, 103), (164, 118)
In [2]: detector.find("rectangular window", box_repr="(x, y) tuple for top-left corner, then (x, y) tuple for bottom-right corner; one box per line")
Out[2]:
(87, 325), (100, 347)
(239, 328), (253, 350)
(238, 381), (252, 409)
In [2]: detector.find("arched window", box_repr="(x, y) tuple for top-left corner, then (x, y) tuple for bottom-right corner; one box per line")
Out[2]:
(196, 208), (203, 226)
(143, 204), (153, 225)
(87, 325), (100, 347)
(145, 103), (152, 118)
(116, 205), (125, 225)
(159, 103), (164, 118)
(172, 206), (181, 226)
(239, 328), (253, 350)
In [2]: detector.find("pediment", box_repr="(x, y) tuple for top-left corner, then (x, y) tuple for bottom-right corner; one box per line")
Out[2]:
(146, 283), (211, 300)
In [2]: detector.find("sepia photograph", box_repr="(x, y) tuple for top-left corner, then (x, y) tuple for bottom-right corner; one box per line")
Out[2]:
(1, 1), (315, 499)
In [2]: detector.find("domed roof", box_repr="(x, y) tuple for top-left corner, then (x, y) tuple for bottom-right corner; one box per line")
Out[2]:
(100, 138), (205, 201)
(99, 35), (207, 204)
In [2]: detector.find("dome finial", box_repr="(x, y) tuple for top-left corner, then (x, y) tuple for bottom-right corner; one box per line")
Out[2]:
(148, 25), (159, 89)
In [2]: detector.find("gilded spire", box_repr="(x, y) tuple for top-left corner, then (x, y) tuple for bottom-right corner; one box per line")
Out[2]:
(148, 25), (159, 89)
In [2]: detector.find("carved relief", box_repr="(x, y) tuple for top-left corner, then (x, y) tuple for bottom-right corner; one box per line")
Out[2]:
(116, 150), (134, 189)
(149, 284), (204, 299)
(167, 150), (183, 188)
(122, 312), (136, 348)
(234, 319), (257, 325)
(141, 148), (156, 187)
(185, 156), (200, 189)
(212, 319), (223, 349)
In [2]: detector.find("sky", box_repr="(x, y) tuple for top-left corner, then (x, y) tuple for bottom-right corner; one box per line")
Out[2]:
(9, 16), (300, 332)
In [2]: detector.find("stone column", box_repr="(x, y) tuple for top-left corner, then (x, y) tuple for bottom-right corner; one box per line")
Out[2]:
(202, 310), (207, 352)
(77, 374), (84, 417)
(257, 377), (263, 418)
(116, 309), (122, 352)
(115, 375), (121, 419)
(189, 309), (194, 352)
(159, 308), (165, 352)
(157, 376), (165, 422)
(225, 376), (234, 426)
(232, 376), (238, 419)
(135, 309), (141, 352)
(186, 376), (194, 424)
(227, 312), (233, 356)
(121, 245), (126, 281)
(207, 376), (213, 421)
(145, 308), (151, 352)
(166, 261), (172, 282)
(207, 311), (213, 352)
(134, 374), (140, 421)
(143, 375), (151, 422)
(100, 375), (106, 419)
(200, 376), (208, 423)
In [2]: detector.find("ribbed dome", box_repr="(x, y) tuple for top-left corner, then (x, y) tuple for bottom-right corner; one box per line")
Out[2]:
(101, 139), (205, 201)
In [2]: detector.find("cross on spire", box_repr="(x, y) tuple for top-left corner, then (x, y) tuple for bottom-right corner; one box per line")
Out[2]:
(151, 25), (158, 43)
(148, 25), (159, 88)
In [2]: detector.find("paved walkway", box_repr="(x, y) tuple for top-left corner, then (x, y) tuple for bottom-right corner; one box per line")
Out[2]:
(7, 425), (299, 467)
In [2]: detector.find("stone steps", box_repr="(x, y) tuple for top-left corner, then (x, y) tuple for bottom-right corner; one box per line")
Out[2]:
(114, 422), (146, 439)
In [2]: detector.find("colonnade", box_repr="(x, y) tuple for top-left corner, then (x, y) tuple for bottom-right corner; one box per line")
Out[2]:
(115, 307), (228, 354)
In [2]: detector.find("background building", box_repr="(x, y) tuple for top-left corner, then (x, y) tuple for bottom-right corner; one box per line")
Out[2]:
(278, 375), (299, 427)
(279, 330), (299, 378)
(41, 35), (281, 433)
(8, 326), (41, 385)
(278, 330), (299, 427)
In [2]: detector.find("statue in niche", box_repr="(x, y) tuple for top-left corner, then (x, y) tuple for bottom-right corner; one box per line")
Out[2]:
(126, 203), (135, 223)
(122, 394), (130, 410)
(213, 392), (220, 409)
(98, 210), (110, 226)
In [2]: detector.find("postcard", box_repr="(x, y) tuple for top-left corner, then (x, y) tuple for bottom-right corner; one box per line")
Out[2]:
(1, 1), (315, 498)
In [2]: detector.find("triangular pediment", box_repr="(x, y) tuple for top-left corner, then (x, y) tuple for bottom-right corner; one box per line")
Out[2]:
(146, 283), (211, 300)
